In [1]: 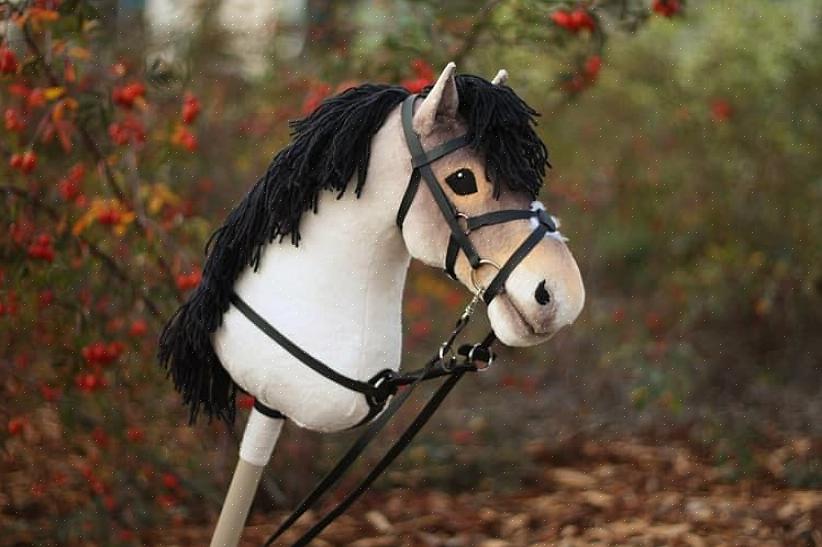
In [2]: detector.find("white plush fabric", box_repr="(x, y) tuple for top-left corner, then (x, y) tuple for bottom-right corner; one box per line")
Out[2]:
(530, 200), (567, 242)
(213, 111), (412, 433)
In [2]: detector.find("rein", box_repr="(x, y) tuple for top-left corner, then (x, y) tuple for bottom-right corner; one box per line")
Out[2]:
(237, 93), (557, 545)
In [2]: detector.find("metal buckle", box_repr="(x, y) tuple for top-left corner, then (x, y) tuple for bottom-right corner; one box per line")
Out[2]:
(469, 258), (501, 294)
(367, 369), (399, 404)
(467, 344), (494, 371)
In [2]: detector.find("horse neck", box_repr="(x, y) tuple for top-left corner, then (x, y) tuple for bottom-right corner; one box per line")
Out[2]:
(232, 110), (412, 374)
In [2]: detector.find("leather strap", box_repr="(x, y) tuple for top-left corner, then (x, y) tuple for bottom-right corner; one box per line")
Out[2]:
(444, 235), (460, 280)
(252, 401), (286, 420)
(262, 357), (439, 547)
(400, 96), (480, 268)
(483, 222), (550, 304)
(411, 134), (470, 168)
(467, 209), (536, 231)
(229, 293), (379, 399)
(395, 168), (420, 228)
(290, 370), (467, 547)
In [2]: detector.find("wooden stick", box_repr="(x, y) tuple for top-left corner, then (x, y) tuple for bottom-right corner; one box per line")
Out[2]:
(210, 408), (284, 547)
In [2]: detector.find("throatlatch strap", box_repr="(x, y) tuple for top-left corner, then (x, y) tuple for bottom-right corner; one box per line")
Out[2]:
(396, 169), (420, 228)
(229, 293), (378, 398)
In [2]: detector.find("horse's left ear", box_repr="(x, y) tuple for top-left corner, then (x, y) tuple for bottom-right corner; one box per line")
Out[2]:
(413, 62), (459, 136)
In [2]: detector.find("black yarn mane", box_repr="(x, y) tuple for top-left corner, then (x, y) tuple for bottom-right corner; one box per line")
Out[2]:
(158, 76), (550, 424)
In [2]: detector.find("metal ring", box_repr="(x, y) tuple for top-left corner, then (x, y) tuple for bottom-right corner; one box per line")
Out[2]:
(438, 342), (452, 361)
(469, 258), (501, 294)
(456, 212), (471, 234)
(467, 344), (494, 371)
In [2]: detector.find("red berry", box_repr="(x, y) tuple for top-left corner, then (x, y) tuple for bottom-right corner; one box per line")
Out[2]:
(20, 151), (37, 173)
(128, 319), (148, 337)
(301, 83), (332, 115)
(40, 384), (62, 401)
(162, 473), (180, 489)
(238, 394), (255, 410)
(175, 270), (201, 291)
(4, 108), (24, 132)
(38, 289), (54, 307)
(569, 9), (595, 32)
(92, 427), (109, 448)
(652, 0), (681, 17)
(156, 493), (177, 508)
(584, 55), (602, 79)
(26, 88), (46, 109)
(7, 416), (27, 435)
(0, 47), (19, 74)
(551, 9), (572, 29)
(181, 92), (201, 125)
(75, 372), (106, 392)
(108, 115), (146, 147)
(711, 99), (733, 122)
(126, 427), (145, 443)
(27, 233), (55, 262)
(112, 82), (146, 109)
(9, 153), (23, 169)
(410, 58), (434, 81)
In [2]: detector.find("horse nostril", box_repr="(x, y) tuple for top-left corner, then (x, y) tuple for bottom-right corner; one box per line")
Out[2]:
(535, 280), (551, 306)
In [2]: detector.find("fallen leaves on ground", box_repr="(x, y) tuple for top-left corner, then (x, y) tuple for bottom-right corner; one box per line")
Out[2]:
(152, 437), (821, 546)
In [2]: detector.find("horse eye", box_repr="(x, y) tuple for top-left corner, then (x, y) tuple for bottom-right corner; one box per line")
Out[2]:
(445, 168), (477, 196)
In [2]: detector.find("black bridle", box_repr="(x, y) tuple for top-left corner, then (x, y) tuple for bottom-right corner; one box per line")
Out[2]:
(239, 93), (559, 546)
(397, 94), (558, 305)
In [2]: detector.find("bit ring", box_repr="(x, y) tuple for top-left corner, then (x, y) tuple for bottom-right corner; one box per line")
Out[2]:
(469, 259), (501, 294)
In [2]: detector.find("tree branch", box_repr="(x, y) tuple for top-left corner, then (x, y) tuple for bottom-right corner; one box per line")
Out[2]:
(1, 184), (164, 320)
(22, 22), (183, 305)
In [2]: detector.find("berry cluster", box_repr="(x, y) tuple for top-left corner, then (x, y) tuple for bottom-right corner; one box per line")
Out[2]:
(652, 0), (682, 17)
(0, 46), (18, 74)
(27, 233), (55, 262)
(81, 341), (125, 366)
(402, 59), (435, 94)
(175, 270), (202, 291)
(551, 8), (596, 33)
(9, 151), (37, 173)
(112, 82), (146, 109)
(57, 163), (86, 203)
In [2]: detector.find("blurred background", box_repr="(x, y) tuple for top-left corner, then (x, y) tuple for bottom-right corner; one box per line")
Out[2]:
(1, 0), (820, 544)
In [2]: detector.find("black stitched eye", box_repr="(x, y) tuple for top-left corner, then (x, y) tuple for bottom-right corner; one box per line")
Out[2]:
(445, 168), (477, 196)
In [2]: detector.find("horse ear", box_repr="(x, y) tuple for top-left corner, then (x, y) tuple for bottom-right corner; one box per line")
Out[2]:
(491, 69), (508, 85)
(413, 62), (459, 136)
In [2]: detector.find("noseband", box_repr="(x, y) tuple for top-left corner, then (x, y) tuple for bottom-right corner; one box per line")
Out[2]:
(396, 94), (558, 305)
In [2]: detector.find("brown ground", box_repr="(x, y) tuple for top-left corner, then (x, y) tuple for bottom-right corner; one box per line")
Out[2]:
(152, 438), (822, 546)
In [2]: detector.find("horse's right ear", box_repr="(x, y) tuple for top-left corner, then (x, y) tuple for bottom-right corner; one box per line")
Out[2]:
(413, 62), (458, 136)
(491, 69), (508, 85)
